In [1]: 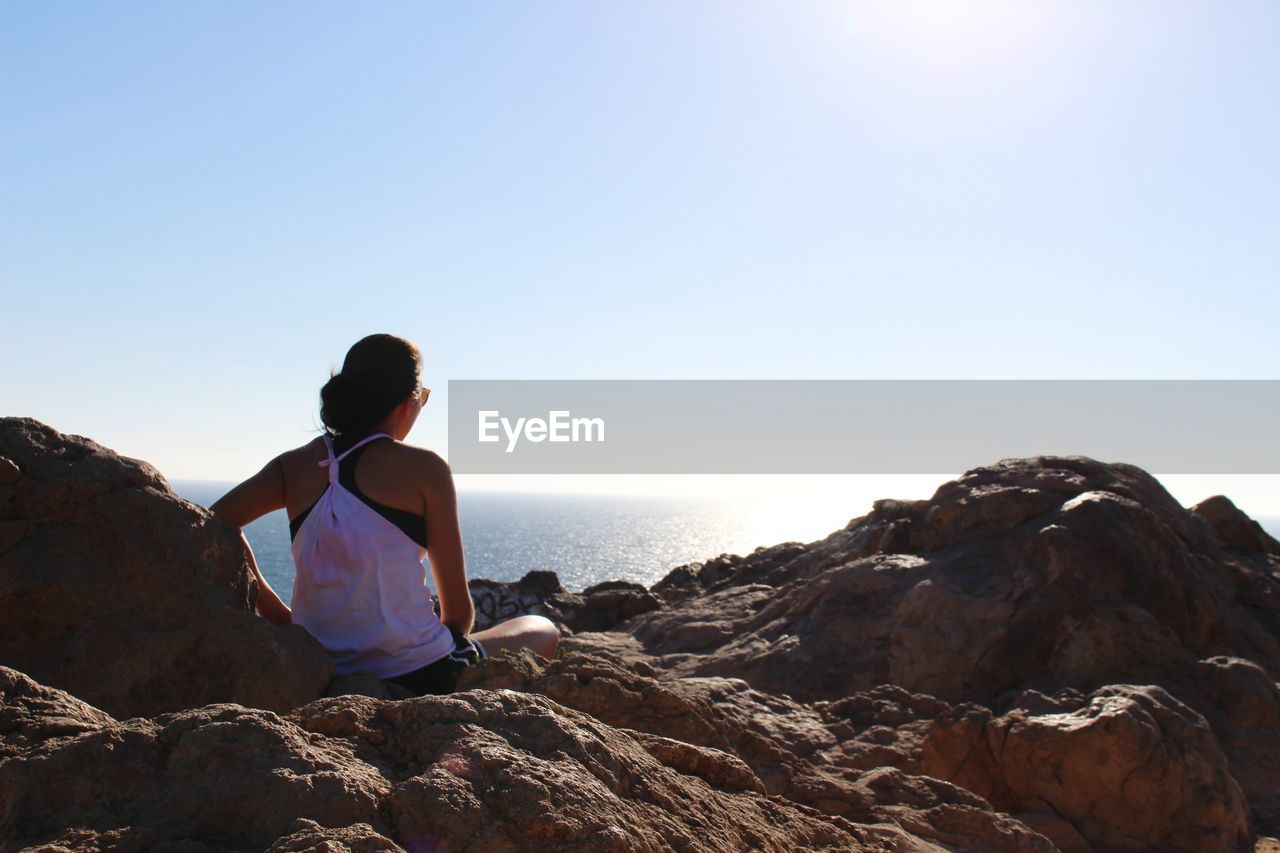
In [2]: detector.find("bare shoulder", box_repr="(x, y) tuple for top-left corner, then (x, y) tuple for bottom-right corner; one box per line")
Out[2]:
(395, 443), (453, 487)
(277, 436), (328, 474)
(282, 436), (326, 460)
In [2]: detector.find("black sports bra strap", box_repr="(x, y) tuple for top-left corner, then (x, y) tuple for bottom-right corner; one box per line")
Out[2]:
(338, 439), (429, 549)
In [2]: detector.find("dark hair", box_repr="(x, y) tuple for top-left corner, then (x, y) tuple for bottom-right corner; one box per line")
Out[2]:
(319, 334), (421, 439)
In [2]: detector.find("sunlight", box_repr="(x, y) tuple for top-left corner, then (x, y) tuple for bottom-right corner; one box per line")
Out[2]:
(845, 0), (1054, 72)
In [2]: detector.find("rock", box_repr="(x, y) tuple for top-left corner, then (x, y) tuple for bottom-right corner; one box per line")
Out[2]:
(849, 766), (1055, 853)
(1011, 811), (1093, 853)
(468, 572), (663, 634)
(1171, 656), (1280, 833)
(0, 669), (916, 852)
(0, 418), (333, 718)
(265, 819), (404, 852)
(632, 454), (1280, 710)
(549, 580), (663, 633)
(468, 570), (565, 631)
(457, 652), (1056, 852)
(922, 684), (1251, 850)
(652, 546), (808, 604)
(0, 666), (115, 760)
(289, 689), (1040, 853)
(459, 649), (833, 796)
(651, 554), (748, 604)
(4, 430), (1278, 850)
(6, 825), (211, 852)
(1192, 494), (1280, 554)
(623, 457), (1280, 838)
(0, 691), (391, 850)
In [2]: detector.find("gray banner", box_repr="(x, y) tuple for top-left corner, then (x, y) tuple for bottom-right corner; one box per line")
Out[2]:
(445, 380), (1280, 474)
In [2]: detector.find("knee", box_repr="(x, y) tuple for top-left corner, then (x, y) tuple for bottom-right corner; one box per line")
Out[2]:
(528, 614), (560, 659)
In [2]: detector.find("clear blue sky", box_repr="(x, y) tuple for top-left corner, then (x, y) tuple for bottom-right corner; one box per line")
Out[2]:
(2, 2), (1277, 504)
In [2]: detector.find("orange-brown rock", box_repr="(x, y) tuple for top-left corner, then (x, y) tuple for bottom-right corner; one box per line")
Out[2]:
(625, 456), (1280, 840)
(634, 458), (1280, 708)
(4, 422), (1278, 851)
(1, 665), (951, 852)
(457, 650), (1055, 852)
(0, 418), (333, 718)
(924, 684), (1250, 850)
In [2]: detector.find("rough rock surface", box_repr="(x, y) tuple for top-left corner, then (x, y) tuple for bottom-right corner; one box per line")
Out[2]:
(470, 571), (661, 633)
(459, 649), (1255, 851)
(458, 651), (1055, 852)
(3, 423), (1279, 851)
(459, 457), (1280, 848)
(629, 457), (1280, 708)
(1, 666), (942, 852)
(469, 570), (566, 631)
(0, 418), (333, 718)
(924, 684), (1250, 850)
(615, 456), (1280, 843)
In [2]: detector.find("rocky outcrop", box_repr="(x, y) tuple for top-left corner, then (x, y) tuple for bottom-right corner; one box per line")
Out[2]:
(456, 649), (1059, 852)
(924, 684), (1250, 850)
(1192, 494), (1280, 554)
(460, 456), (1280, 847)
(613, 457), (1280, 844)
(3, 421), (1278, 851)
(1164, 655), (1280, 834)
(547, 580), (664, 633)
(629, 458), (1280, 708)
(470, 572), (662, 633)
(469, 570), (566, 631)
(458, 647), (1255, 852)
(1, 665), (954, 852)
(0, 418), (333, 719)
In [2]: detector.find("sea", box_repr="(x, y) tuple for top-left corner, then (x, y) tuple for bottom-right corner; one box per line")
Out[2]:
(173, 482), (866, 606)
(174, 482), (1280, 608)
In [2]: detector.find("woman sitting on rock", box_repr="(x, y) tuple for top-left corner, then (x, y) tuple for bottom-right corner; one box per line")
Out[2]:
(211, 333), (559, 695)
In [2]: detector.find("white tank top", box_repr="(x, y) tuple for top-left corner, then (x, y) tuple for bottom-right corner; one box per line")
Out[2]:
(289, 433), (455, 678)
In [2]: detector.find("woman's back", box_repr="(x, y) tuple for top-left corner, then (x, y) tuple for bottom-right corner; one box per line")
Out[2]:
(210, 332), (559, 690)
(287, 433), (454, 677)
(280, 434), (429, 524)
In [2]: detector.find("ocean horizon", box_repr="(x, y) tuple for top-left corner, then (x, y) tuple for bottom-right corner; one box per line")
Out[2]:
(174, 481), (875, 604)
(174, 481), (1280, 607)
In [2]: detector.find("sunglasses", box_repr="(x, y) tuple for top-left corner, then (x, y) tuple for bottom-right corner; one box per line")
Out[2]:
(415, 386), (431, 406)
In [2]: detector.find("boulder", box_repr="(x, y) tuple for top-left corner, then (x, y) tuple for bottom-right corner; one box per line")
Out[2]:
(0, 683), (390, 850)
(468, 570), (565, 631)
(1, 666), (940, 852)
(1168, 656), (1280, 833)
(1191, 494), (1280, 554)
(266, 819), (404, 851)
(548, 580), (664, 633)
(0, 418), (333, 718)
(4, 427), (1277, 850)
(468, 572), (663, 634)
(0, 667), (115, 759)
(925, 684), (1251, 850)
(457, 650), (1056, 852)
(0, 419), (609, 708)
(460, 648), (1255, 851)
(632, 458), (1280, 708)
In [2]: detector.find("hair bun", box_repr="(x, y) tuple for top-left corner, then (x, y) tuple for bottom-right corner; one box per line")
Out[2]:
(318, 335), (422, 438)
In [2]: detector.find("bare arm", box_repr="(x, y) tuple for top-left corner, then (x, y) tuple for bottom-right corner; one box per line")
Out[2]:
(422, 453), (474, 636)
(210, 456), (293, 626)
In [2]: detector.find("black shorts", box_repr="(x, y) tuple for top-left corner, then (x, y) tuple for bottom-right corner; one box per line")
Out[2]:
(385, 629), (487, 696)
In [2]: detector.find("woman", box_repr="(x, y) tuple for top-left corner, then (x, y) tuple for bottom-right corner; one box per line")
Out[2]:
(210, 333), (559, 695)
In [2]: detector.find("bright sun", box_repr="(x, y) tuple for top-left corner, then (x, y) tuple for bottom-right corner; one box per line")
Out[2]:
(849, 0), (1054, 71)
